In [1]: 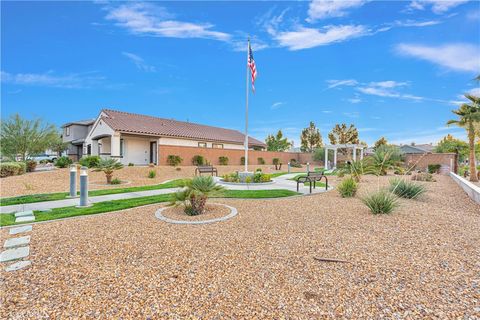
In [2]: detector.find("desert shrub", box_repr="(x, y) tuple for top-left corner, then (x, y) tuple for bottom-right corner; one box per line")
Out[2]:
(79, 155), (101, 168)
(394, 167), (406, 175)
(167, 155), (182, 166)
(94, 158), (124, 184)
(389, 178), (426, 199)
(218, 156), (229, 165)
(26, 160), (37, 172)
(222, 172), (240, 183)
(272, 158), (279, 165)
(427, 164), (441, 174)
(257, 157), (265, 165)
(255, 168), (262, 172)
(339, 160), (367, 182)
(260, 173), (271, 182)
(110, 178), (122, 185)
(192, 155), (205, 166)
(362, 190), (399, 214)
(368, 145), (404, 175)
(337, 176), (358, 198)
(241, 157), (245, 165)
(128, 163), (134, 166)
(148, 170), (156, 178)
(245, 176), (252, 183)
(148, 163), (155, 168)
(0, 162), (25, 177)
(54, 156), (73, 168)
(176, 167), (181, 171)
(411, 172), (435, 182)
(289, 158), (302, 168)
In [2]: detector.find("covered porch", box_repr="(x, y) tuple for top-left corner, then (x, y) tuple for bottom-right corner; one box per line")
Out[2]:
(89, 133), (159, 166)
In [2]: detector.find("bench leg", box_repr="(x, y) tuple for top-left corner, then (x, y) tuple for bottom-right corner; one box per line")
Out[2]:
(310, 181), (312, 193)
(297, 182), (299, 192)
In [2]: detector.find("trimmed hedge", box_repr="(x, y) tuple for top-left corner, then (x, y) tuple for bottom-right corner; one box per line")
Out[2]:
(0, 162), (26, 178)
(79, 155), (101, 168)
(54, 156), (73, 168)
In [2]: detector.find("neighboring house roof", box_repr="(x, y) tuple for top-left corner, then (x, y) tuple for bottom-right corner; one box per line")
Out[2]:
(62, 119), (95, 128)
(400, 144), (433, 154)
(100, 109), (267, 147)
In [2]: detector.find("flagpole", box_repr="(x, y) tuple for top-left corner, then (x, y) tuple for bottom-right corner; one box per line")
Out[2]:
(244, 37), (249, 173)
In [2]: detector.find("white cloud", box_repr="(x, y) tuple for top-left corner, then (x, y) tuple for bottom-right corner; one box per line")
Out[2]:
(271, 102), (285, 110)
(407, 0), (469, 14)
(369, 80), (408, 88)
(322, 110), (333, 114)
(275, 24), (367, 50)
(394, 19), (441, 27)
(396, 43), (480, 73)
(357, 81), (424, 101)
(104, 2), (230, 41)
(347, 98), (362, 103)
(326, 79), (358, 89)
(1, 70), (104, 89)
(307, 0), (368, 21)
(122, 52), (156, 72)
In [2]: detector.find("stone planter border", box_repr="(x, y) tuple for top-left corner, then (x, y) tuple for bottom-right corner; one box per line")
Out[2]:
(155, 203), (238, 225)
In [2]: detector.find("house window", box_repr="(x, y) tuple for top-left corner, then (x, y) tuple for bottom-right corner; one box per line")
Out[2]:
(120, 139), (124, 157)
(198, 142), (207, 148)
(212, 143), (223, 149)
(65, 126), (70, 136)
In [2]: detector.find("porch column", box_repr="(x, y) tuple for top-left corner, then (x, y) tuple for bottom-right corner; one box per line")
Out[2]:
(333, 149), (337, 168)
(353, 147), (357, 161)
(360, 148), (364, 160)
(111, 133), (121, 158)
(91, 140), (99, 156)
(324, 148), (329, 169)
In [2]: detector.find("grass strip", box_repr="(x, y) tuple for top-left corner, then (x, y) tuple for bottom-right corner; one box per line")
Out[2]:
(0, 189), (300, 227)
(0, 179), (184, 207)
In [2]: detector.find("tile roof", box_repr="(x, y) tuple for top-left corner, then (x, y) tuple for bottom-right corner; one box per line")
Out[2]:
(100, 109), (266, 147)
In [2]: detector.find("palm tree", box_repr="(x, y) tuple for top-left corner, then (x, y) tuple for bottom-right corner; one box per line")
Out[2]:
(93, 158), (124, 184)
(447, 94), (480, 182)
(170, 176), (225, 215)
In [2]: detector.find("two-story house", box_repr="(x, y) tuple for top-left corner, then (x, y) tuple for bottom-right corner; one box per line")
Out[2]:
(61, 119), (95, 161)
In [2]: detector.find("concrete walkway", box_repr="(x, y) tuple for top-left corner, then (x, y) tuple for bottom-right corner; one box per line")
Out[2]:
(1, 173), (333, 214)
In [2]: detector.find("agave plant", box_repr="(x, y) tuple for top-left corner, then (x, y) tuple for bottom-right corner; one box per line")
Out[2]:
(93, 158), (124, 184)
(170, 176), (225, 215)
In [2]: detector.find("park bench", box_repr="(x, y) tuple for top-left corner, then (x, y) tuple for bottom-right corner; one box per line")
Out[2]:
(296, 171), (328, 193)
(195, 165), (218, 176)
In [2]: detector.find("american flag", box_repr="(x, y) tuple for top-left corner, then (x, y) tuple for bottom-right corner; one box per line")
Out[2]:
(248, 41), (257, 92)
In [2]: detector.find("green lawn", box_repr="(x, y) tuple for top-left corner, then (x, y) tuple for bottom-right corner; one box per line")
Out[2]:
(0, 189), (300, 227)
(0, 179), (184, 207)
(288, 174), (327, 188)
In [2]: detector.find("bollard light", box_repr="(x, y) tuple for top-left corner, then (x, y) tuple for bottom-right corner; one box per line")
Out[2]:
(78, 166), (90, 207)
(288, 162), (291, 174)
(68, 164), (77, 198)
(307, 162), (310, 173)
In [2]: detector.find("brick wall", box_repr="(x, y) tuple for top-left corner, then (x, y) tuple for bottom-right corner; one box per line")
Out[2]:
(158, 145), (320, 166)
(404, 153), (458, 173)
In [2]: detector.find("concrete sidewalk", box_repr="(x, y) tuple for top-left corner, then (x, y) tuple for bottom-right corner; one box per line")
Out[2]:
(1, 173), (333, 214)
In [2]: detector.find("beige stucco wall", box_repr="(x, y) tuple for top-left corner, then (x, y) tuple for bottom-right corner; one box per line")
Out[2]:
(158, 137), (245, 150)
(121, 136), (155, 165)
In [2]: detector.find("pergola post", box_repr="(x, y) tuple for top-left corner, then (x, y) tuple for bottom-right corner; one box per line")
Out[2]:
(324, 148), (329, 169)
(333, 149), (337, 168)
(353, 147), (357, 161)
(91, 140), (99, 156)
(360, 148), (364, 160)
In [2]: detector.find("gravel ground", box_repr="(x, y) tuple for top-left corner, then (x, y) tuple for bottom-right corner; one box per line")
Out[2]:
(0, 165), (306, 197)
(1, 175), (479, 318)
(161, 204), (231, 222)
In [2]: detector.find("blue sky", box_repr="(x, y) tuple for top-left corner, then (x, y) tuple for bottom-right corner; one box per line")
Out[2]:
(2, 0), (479, 146)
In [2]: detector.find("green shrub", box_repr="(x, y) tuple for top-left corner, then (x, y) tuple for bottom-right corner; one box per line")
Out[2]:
(427, 164), (441, 174)
(411, 172), (435, 182)
(192, 155), (205, 166)
(241, 156), (245, 165)
(389, 178), (426, 199)
(245, 176), (252, 183)
(257, 157), (265, 165)
(362, 190), (399, 214)
(110, 178), (122, 185)
(222, 172), (239, 183)
(54, 156), (73, 168)
(167, 155), (182, 166)
(128, 163), (134, 166)
(290, 159), (302, 168)
(394, 167), (406, 175)
(148, 170), (156, 179)
(25, 160), (37, 172)
(337, 176), (358, 198)
(260, 173), (271, 182)
(0, 162), (25, 177)
(218, 156), (229, 165)
(256, 168), (262, 172)
(339, 160), (367, 182)
(79, 155), (101, 168)
(272, 158), (279, 165)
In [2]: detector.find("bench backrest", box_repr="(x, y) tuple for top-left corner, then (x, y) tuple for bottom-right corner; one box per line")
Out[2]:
(307, 172), (324, 178)
(197, 165), (215, 171)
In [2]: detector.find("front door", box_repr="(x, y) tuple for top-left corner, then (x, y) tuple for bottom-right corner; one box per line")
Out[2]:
(149, 141), (157, 165)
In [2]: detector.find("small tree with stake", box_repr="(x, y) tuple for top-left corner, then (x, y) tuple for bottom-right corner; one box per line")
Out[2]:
(94, 158), (124, 184)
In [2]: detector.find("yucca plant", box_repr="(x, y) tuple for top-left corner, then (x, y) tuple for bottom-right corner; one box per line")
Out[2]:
(338, 159), (367, 182)
(337, 176), (358, 197)
(93, 158), (124, 184)
(170, 176), (225, 215)
(362, 190), (398, 214)
(389, 178), (426, 199)
(367, 145), (403, 176)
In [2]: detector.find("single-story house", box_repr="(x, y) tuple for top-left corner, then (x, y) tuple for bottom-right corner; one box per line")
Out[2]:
(399, 143), (435, 154)
(83, 109), (266, 165)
